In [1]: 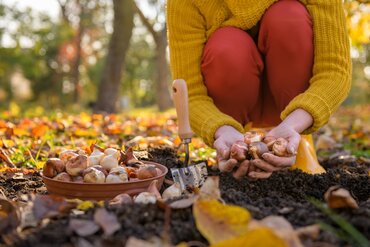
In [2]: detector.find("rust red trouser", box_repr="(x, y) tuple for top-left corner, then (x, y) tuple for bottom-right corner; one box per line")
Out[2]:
(201, 0), (314, 128)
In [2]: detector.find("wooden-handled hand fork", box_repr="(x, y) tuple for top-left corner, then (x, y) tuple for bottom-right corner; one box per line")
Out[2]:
(171, 79), (210, 190)
(172, 79), (194, 166)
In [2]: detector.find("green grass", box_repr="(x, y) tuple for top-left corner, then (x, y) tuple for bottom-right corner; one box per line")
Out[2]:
(309, 198), (370, 247)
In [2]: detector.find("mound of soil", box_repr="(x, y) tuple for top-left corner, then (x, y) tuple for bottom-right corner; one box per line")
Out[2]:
(0, 171), (46, 200)
(3, 147), (370, 247)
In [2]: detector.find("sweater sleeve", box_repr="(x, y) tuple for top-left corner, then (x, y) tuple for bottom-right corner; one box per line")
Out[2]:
(281, 0), (352, 134)
(167, 0), (244, 147)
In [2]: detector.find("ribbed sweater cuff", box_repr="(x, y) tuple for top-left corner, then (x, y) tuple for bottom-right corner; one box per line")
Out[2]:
(201, 116), (244, 147)
(281, 92), (331, 134)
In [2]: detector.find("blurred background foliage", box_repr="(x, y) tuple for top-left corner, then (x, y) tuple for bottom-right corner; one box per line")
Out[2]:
(0, 0), (369, 113)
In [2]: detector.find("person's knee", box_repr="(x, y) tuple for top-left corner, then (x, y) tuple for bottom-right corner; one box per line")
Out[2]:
(203, 28), (263, 78)
(262, 0), (312, 32)
(259, 0), (313, 55)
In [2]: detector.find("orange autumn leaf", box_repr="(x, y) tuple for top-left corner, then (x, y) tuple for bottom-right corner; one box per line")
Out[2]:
(193, 199), (250, 244)
(0, 120), (7, 129)
(211, 227), (287, 247)
(32, 124), (49, 138)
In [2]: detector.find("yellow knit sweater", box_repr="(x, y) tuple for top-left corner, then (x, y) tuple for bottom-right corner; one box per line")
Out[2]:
(167, 0), (352, 147)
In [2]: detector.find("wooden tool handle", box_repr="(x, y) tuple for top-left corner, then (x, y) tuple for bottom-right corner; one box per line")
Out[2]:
(172, 79), (194, 139)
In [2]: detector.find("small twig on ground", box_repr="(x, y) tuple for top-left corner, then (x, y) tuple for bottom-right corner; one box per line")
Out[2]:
(0, 186), (6, 198)
(0, 148), (15, 168)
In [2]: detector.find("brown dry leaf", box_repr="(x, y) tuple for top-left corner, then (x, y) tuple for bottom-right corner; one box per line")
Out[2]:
(193, 199), (250, 244)
(0, 148), (15, 167)
(125, 237), (172, 247)
(324, 186), (359, 209)
(199, 176), (220, 200)
(69, 219), (100, 237)
(316, 135), (336, 150)
(109, 193), (133, 206)
(32, 194), (77, 220)
(210, 227), (288, 247)
(0, 198), (19, 235)
(75, 238), (94, 247)
(296, 224), (320, 240)
(93, 208), (121, 236)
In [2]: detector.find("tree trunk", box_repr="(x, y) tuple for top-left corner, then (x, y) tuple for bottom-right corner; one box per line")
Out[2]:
(71, 25), (83, 104)
(155, 28), (172, 111)
(134, 4), (172, 111)
(94, 0), (134, 113)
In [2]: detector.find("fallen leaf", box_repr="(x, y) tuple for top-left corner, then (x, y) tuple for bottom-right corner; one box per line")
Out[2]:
(32, 194), (76, 220)
(316, 135), (336, 150)
(193, 199), (250, 244)
(76, 200), (95, 211)
(257, 216), (302, 247)
(0, 148), (15, 167)
(31, 124), (49, 138)
(109, 193), (133, 206)
(93, 208), (121, 236)
(324, 186), (359, 209)
(69, 219), (100, 237)
(211, 227), (287, 247)
(0, 198), (19, 235)
(125, 237), (172, 247)
(296, 224), (320, 240)
(75, 238), (94, 247)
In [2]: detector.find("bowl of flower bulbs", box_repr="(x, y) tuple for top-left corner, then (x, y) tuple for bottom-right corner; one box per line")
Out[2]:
(41, 146), (168, 200)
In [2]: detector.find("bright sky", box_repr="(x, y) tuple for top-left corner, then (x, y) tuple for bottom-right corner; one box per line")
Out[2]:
(3, 0), (60, 19)
(1, 0), (160, 47)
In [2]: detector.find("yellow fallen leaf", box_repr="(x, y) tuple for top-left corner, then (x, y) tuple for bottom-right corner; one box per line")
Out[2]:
(74, 129), (98, 137)
(77, 201), (95, 211)
(211, 227), (287, 247)
(176, 242), (187, 247)
(193, 199), (250, 244)
(13, 128), (29, 137)
(35, 161), (45, 170)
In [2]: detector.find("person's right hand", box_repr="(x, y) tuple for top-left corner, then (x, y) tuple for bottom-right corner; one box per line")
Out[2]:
(214, 125), (245, 175)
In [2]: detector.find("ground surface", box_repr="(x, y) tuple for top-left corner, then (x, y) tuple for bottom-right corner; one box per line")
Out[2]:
(0, 106), (369, 246)
(0, 147), (368, 247)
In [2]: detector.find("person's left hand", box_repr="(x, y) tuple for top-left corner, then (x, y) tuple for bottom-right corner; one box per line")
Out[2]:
(247, 108), (313, 179)
(247, 123), (300, 179)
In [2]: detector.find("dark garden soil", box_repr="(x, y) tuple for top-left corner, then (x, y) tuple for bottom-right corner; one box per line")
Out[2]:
(1, 147), (369, 247)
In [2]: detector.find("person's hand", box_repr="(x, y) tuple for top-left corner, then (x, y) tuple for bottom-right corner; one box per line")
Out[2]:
(248, 108), (313, 179)
(214, 125), (243, 172)
(248, 125), (300, 179)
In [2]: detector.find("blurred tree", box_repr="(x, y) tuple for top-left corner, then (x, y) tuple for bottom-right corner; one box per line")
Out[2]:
(94, 0), (134, 113)
(343, 0), (370, 105)
(0, 4), (74, 107)
(122, 32), (156, 108)
(57, 0), (110, 104)
(0, 1), (110, 109)
(134, 0), (173, 111)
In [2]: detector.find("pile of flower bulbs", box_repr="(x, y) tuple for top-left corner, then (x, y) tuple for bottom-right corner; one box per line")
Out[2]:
(42, 146), (161, 183)
(229, 131), (294, 163)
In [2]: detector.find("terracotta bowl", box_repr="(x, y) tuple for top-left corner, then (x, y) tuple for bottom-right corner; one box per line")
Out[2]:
(41, 161), (168, 201)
